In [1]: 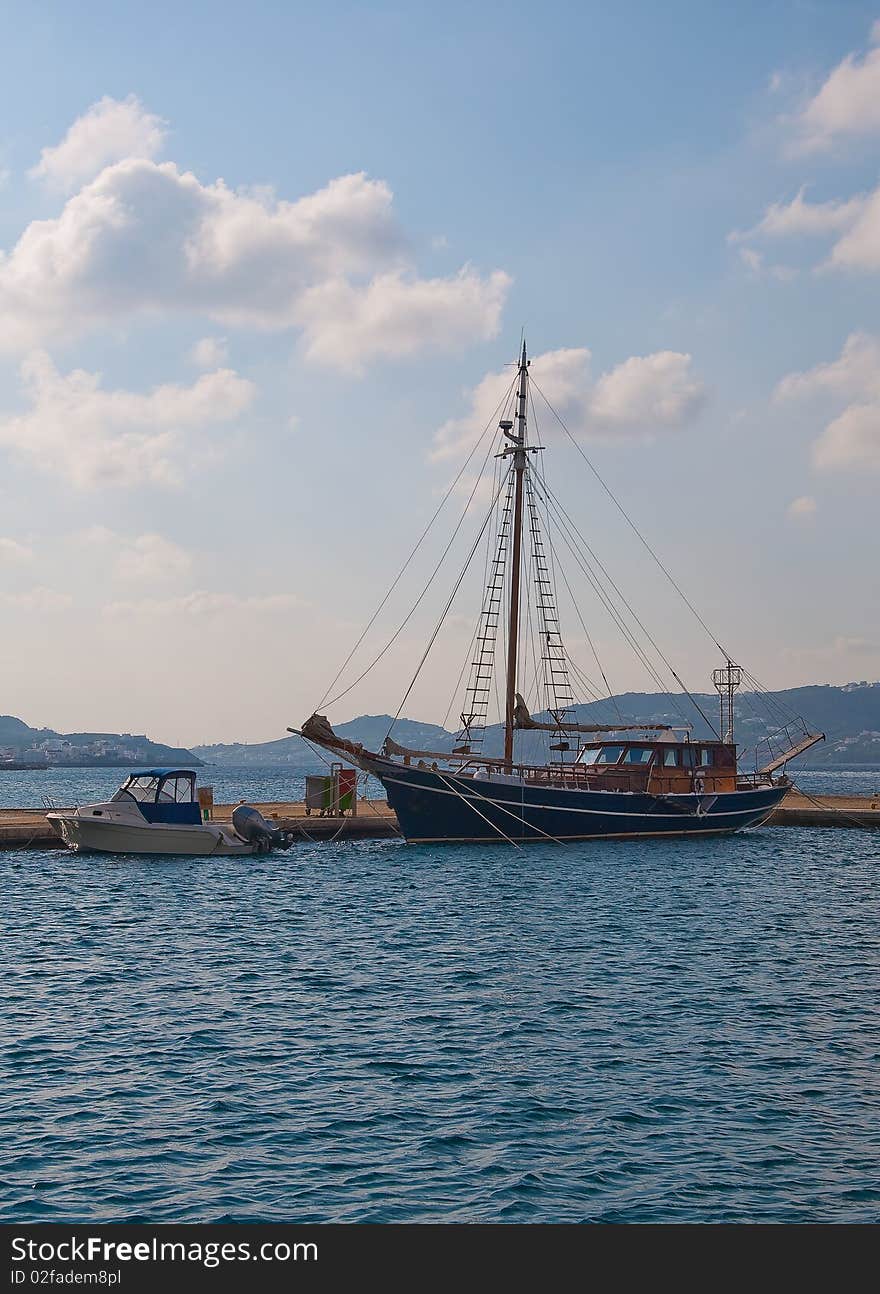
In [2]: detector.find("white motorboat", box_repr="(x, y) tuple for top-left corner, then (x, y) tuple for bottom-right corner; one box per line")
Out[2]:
(47, 768), (289, 857)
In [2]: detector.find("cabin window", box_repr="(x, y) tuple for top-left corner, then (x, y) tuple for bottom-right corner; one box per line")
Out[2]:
(662, 748), (679, 767)
(624, 747), (653, 764)
(681, 746), (695, 767)
(699, 748), (715, 768)
(596, 745), (625, 764)
(577, 748), (601, 765)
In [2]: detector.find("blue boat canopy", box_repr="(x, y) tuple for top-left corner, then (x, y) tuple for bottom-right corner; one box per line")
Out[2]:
(131, 768), (197, 779)
(112, 770), (201, 825)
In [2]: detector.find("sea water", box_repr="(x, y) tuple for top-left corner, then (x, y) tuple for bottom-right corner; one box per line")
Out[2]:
(0, 767), (878, 1222)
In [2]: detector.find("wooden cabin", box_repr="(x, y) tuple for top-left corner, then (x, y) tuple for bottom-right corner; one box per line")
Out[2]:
(570, 739), (738, 795)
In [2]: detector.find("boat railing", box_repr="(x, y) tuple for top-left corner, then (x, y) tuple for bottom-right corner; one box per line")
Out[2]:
(735, 771), (778, 788)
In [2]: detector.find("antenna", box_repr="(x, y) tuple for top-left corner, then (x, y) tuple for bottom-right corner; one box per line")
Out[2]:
(713, 660), (742, 743)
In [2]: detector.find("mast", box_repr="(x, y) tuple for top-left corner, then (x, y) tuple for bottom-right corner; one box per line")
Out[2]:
(713, 660), (742, 743)
(503, 340), (529, 767)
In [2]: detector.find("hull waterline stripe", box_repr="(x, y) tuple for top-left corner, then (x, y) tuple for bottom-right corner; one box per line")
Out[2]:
(406, 827), (742, 843)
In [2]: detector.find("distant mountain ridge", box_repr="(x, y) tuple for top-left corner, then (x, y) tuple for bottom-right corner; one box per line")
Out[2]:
(193, 681), (880, 768)
(0, 714), (202, 767)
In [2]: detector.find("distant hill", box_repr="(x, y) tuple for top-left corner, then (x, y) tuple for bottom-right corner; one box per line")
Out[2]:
(0, 714), (202, 768)
(195, 715), (456, 768)
(193, 682), (880, 768)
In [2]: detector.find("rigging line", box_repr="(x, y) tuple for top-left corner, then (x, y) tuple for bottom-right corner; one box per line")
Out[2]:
(530, 466), (720, 737)
(527, 470), (697, 725)
(318, 373), (519, 709)
(289, 734), (404, 840)
(530, 377), (733, 660)
(386, 467), (513, 742)
(483, 463), (513, 738)
(563, 651), (607, 707)
(789, 782), (878, 832)
(437, 768), (569, 846)
(491, 459), (511, 734)
(524, 475), (558, 720)
(522, 513), (543, 720)
(433, 771), (522, 849)
(545, 510), (687, 723)
(528, 391), (574, 719)
(738, 668), (805, 729)
(325, 419), (506, 711)
(528, 469), (614, 716)
(544, 496), (623, 718)
(540, 494), (705, 736)
(534, 382), (805, 732)
(443, 448), (503, 735)
(443, 609), (482, 735)
(457, 450), (514, 744)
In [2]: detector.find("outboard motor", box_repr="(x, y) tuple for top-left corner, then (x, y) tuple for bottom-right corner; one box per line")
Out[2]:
(232, 805), (290, 851)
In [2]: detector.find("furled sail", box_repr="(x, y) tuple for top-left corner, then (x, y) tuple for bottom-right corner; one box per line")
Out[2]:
(384, 736), (506, 765)
(298, 713), (365, 757)
(512, 693), (671, 734)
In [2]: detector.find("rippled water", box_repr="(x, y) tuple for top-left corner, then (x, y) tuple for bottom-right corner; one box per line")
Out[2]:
(1, 813), (878, 1222)
(0, 764), (386, 810)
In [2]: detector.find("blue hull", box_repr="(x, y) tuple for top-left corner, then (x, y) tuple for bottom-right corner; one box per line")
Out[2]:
(365, 758), (787, 843)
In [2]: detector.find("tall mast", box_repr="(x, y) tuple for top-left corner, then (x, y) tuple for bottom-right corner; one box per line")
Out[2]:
(503, 340), (529, 767)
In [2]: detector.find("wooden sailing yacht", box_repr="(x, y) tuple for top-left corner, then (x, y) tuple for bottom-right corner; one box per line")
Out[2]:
(294, 342), (822, 843)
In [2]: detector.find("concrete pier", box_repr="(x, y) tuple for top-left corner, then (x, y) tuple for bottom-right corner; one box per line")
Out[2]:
(0, 791), (877, 849)
(0, 800), (400, 850)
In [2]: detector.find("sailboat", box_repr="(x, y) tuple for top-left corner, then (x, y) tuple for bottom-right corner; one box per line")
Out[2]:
(293, 342), (823, 844)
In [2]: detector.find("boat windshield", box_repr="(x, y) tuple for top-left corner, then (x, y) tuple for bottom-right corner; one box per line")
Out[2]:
(112, 775), (160, 803)
(111, 773), (196, 805)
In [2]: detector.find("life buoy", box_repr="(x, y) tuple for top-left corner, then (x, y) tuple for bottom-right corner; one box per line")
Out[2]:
(694, 774), (705, 795)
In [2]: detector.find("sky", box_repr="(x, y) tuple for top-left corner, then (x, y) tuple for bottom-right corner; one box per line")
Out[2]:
(0, 0), (878, 745)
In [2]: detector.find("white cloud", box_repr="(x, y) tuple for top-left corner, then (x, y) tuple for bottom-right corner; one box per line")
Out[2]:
(114, 533), (192, 582)
(776, 332), (880, 403)
(732, 187), (865, 241)
(732, 184), (880, 275)
(735, 245), (797, 281)
(777, 333), (880, 471)
(790, 22), (880, 152)
(0, 536), (33, 564)
(814, 403), (880, 471)
(189, 336), (228, 368)
(0, 586), (72, 612)
(29, 95), (167, 191)
(828, 186), (880, 270)
(296, 267), (510, 373)
(74, 526), (191, 581)
(590, 350), (705, 426)
(0, 351), (255, 487)
(432, 346), (705, 461)
(786, 495), (816, 520)
(104, 590), (300, 619)
(2, 106), (510, 368)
